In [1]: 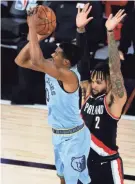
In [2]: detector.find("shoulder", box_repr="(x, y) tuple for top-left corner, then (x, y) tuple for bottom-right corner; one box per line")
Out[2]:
(59, 67), (79, 84)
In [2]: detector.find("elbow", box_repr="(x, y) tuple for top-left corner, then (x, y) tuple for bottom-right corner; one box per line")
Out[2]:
(14, 57), (17, 64)
(14, 56), (27, 68)
(14, 56), (23, 67)
(15, 57), (20, 66)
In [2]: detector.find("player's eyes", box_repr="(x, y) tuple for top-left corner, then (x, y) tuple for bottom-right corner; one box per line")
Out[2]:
(97, 81), (102, 84)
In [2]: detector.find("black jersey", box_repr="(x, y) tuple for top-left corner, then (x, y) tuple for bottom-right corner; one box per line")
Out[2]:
(81, 94), (120, 158)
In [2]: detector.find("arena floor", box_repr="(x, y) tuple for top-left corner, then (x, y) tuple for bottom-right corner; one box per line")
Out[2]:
(1, 102), (135, 184)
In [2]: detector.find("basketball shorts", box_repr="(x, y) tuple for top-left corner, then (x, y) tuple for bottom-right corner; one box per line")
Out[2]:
(88, 156), (124, 184)
(52, 125), (91, 184)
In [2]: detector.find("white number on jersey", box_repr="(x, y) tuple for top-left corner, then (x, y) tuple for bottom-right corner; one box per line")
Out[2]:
(95, 116), (100, 129)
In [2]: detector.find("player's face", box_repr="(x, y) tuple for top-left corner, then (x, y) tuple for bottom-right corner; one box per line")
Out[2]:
(51, 47), (66, 67)
(91, 74), (107, 97)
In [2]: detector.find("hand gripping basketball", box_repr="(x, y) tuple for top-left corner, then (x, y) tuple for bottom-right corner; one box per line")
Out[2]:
(27, 5), (56, 36)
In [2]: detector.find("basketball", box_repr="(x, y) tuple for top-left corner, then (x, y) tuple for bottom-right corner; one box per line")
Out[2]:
(28, 5), (56, 35)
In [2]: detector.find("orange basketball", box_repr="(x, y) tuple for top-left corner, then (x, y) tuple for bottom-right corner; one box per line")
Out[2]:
(29, 5), (56, 35)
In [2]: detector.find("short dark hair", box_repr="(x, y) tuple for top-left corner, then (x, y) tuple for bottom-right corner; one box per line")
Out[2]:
(91, 61), (110, 80)
(59, 42), (82, 67)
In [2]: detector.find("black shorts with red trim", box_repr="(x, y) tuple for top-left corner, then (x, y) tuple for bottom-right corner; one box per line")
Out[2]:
(88, 156), (124, 184)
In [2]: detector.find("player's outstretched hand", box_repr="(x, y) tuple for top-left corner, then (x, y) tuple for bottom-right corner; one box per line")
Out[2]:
(76, 3), (93, 28)
(105, 9), (126, 31)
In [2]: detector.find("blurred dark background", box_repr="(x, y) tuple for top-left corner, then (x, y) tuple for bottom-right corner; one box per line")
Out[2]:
(1, 0), (135, 115)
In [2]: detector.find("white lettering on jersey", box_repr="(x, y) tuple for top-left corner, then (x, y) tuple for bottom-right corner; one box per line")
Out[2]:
(84, 103), (104, 115)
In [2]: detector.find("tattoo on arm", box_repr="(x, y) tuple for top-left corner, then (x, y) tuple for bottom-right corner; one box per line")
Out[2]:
(108, 32), (126, 98)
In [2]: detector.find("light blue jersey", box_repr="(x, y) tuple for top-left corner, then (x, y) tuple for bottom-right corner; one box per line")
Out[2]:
(45, 65), (91, 184)
(45, 66), (83, 129)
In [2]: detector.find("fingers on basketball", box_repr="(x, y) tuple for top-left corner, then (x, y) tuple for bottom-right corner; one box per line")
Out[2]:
(35, 5), (56, 36)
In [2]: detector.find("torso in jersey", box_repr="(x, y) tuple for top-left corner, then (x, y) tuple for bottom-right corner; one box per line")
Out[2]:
(81, 94), (120, 157)
(45, 66), (83, 129)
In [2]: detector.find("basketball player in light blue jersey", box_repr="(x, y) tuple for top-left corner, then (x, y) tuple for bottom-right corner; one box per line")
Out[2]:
(15, 5), (94, 184)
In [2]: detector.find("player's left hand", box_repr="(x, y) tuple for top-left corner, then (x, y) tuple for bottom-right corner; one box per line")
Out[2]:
(105, 9), (126, 31)
(27, 7), (49, 41)
(27, 7), (37, 27)
(27, 7), (43, 29)
(76, 3), (93, 28)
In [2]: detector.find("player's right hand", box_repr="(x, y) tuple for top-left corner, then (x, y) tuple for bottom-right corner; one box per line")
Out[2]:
(76, 3), (93, 28)
(105, 9), (126, 31)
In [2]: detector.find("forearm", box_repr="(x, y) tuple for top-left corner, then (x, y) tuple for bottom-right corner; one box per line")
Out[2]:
(29, 26), (44, 65)
(80, 81), (91, 107)
(108, 31), (121, 70)
(80, 80), (89, 96)
(76, 27), (86, 48)
(77, 27), (90, 81)
(108, 31), (125, 98)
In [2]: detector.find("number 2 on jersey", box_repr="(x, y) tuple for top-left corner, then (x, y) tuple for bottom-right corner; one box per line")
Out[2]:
(95, 116), (100, 129)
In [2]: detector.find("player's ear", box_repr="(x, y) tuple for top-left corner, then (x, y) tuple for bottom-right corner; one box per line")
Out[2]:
(64, 59), (70, 67)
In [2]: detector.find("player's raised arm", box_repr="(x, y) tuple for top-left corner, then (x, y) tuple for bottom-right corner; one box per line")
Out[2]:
(76, 3), (93, 105)
(105, 10), (127, 104)
(15, 38), (47, 70)
(15, 26), (49, 69)
(26, 8), (80, 85)
(76, 4), (93, 82)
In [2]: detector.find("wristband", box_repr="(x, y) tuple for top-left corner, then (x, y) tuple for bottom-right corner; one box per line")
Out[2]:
(77, 27), (86, 33)
(107, 29), (113, 32)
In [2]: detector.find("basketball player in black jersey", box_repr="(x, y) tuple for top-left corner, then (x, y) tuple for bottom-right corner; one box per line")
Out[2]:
(76, 4), (127, 184)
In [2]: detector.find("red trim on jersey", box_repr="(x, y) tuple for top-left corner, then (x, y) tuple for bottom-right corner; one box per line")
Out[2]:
(104, 96), (120, 120)
(117, 158), (124, 184)
(91, 133), (117, 155)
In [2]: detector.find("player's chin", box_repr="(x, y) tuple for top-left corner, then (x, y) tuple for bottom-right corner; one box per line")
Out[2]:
(92, 90), (99, 94)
